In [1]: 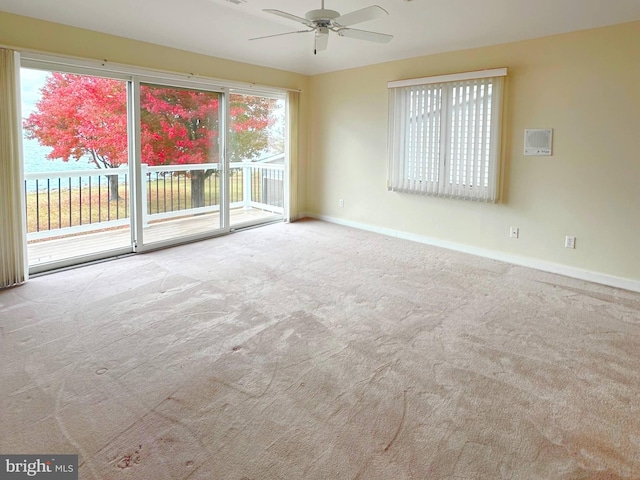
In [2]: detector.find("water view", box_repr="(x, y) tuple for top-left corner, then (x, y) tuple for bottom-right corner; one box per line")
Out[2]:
(23, 136), (98, 173)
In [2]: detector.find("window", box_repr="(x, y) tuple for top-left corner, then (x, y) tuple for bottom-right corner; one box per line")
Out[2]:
(387, 68), (506, 202)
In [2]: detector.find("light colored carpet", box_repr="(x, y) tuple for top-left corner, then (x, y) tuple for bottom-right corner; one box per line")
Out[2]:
(1, 219), (639, 479)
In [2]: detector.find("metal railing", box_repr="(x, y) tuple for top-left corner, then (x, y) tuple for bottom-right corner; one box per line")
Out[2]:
(24, 157), (285, 241)
(24, 168), (130, 241)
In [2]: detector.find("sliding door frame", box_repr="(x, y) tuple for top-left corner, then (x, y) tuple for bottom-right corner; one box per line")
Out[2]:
(227, 88), (289, 231)
(132, 76), (230, 253)
(20, 59), (137, 274)
(20, 53), (291, 271)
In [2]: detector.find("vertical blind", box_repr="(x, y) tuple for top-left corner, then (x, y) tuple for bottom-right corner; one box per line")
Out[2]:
(387, 68), (506, 202)
(0, 48), (27, 288)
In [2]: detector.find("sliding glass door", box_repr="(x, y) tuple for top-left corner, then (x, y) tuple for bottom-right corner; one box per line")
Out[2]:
(228, 92), (286, 228)
(136, 86), (288, 247)
(20, 67), (134, 271)
(20, 58), (290, 272)
(136, 82), (224, 248)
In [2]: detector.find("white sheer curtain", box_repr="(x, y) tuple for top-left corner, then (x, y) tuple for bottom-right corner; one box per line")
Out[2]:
(0, 48), (27, 288)
(285, 90), (299, 222)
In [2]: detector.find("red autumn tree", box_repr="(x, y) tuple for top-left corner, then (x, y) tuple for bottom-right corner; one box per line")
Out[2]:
(25, 72), (278, 206)
(24, 72), (128, 200)
(140, 86), (275, 207)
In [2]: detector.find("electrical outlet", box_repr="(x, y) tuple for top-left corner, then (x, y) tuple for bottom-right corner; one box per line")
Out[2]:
(510, 227), (519, 239)
(565, 236), (576, 249)
(339, 198), (344, 208)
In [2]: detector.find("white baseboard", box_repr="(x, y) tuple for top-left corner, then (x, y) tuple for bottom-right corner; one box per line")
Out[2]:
(300, 213), (640, 294)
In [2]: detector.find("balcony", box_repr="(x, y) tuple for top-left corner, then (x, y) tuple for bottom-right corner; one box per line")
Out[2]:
(25, 157), (285, 268)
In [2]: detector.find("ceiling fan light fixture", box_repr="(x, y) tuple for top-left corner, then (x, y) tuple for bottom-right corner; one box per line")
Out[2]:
(314, 27), (330, 54)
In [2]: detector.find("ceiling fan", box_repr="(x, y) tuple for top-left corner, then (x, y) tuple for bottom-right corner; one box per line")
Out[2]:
(250, 1), (393, 54)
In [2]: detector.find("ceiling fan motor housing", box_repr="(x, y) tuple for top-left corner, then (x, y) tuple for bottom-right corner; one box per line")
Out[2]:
(305, 9), (340, 25)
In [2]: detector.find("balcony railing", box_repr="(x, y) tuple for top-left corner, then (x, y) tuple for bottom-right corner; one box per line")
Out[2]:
(24, 156), (285, 241)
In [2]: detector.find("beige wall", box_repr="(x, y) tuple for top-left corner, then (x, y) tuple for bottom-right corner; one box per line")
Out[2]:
(307, 21), (640, 282)
(0, 10), (310, 215)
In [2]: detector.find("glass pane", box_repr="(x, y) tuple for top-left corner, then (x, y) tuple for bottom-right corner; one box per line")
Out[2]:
(228, 93), (285, 228)
(139, 84), (222, 244)
(21, 68), (132, 268)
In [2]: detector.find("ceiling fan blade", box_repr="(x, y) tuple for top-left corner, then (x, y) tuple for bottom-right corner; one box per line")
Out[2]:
(250, 30), (313, 41)
(338, 27), (393, 43)
(263, 9), (315, 28)
(314, 30), (329, 54)
(334, 5), (388, 27)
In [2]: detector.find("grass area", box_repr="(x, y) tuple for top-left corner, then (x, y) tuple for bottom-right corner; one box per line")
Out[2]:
(25, 184), (130, 234)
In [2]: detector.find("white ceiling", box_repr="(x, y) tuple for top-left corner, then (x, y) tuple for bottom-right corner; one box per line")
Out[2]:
(1, 0), (639, 75)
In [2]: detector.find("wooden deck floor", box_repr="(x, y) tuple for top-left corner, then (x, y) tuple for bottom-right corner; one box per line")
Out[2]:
(28, 208), (280, 268)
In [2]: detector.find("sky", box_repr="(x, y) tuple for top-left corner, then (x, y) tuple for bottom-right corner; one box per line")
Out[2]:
(20, 67), (49, 117)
